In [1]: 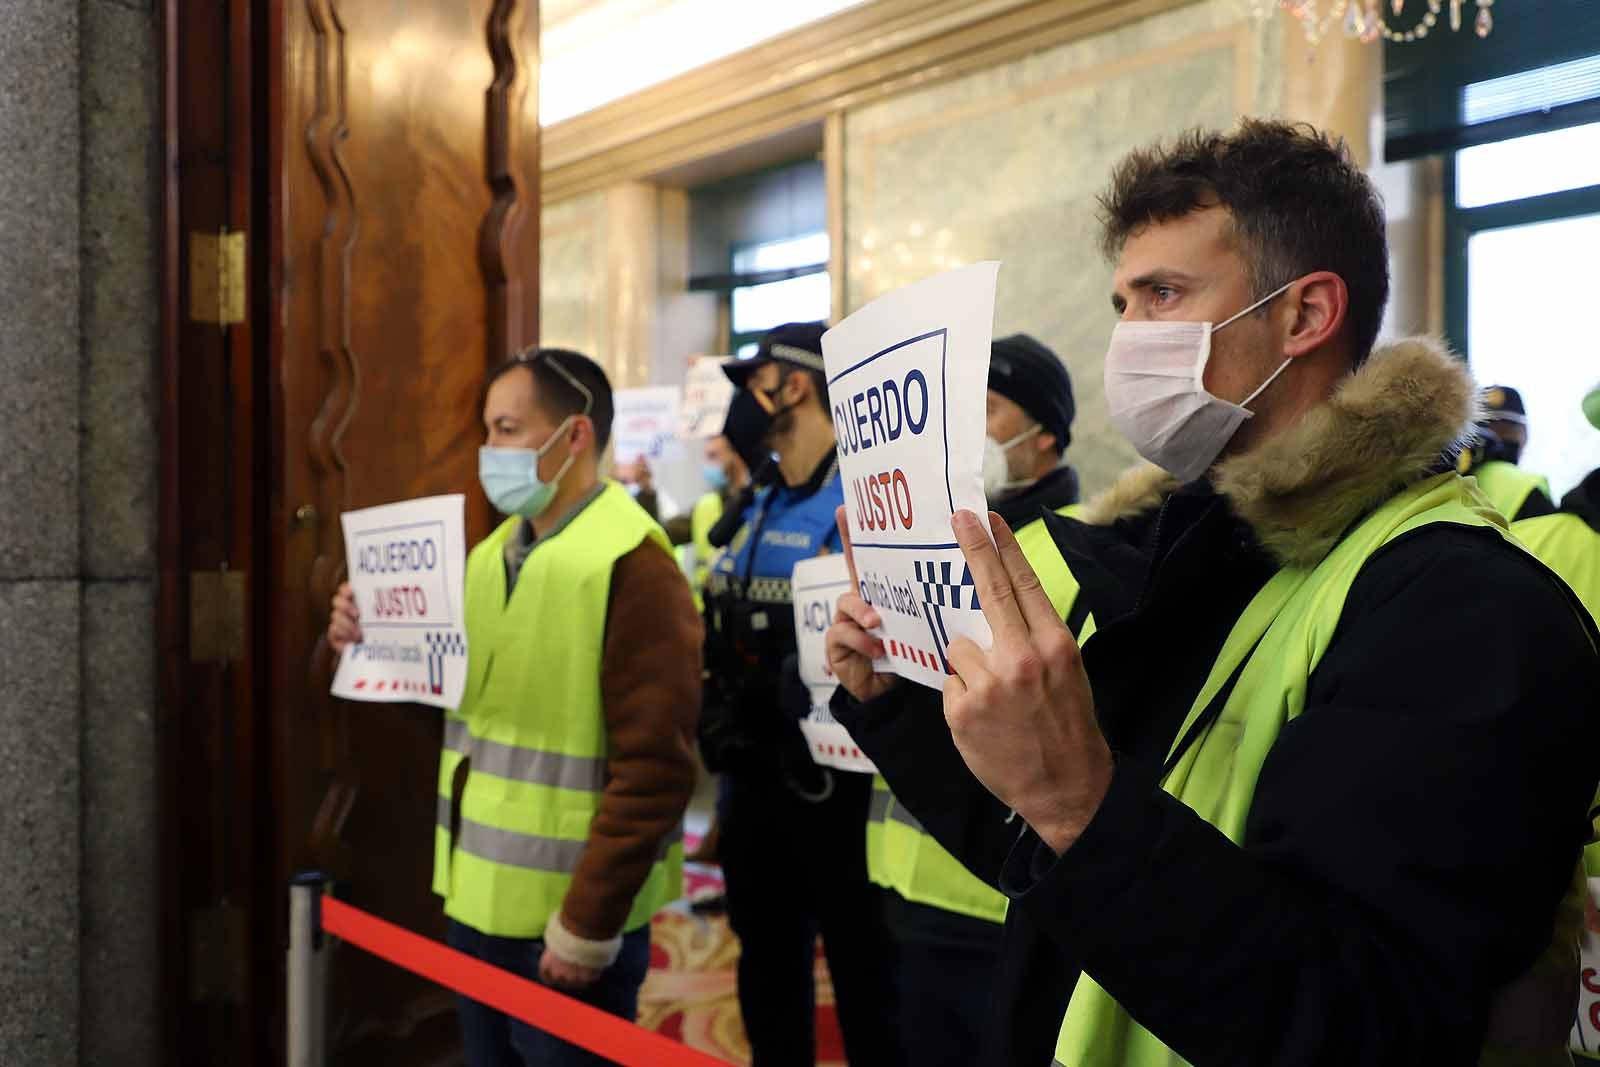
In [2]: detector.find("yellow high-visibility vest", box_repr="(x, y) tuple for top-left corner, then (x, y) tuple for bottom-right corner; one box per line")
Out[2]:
(433, 482), (683, 937)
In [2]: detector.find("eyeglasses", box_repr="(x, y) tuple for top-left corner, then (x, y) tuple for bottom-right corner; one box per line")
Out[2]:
(513, 348), (593, 417)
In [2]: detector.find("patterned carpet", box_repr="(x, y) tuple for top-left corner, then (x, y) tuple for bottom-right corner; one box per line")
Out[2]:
(637, 859), (847, 1066)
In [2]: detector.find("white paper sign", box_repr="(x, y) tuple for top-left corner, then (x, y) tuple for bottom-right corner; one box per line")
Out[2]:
(331, 494), (469, 710)
(678, 357), (736, 439)
(821, 262), (999, 690)
(792, 554), (877, 774)
(613, 386), (682, 465)
(1571, 877), (1600, 1056)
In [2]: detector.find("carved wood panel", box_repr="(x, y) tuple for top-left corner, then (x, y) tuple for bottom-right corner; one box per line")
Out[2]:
(269, 0), (540, 1061)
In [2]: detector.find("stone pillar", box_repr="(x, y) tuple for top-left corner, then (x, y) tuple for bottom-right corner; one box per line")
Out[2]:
(79, 1), (161, 1064)
(0, 2), (84, 1062)
(605, 182), (663, 390)
(0, 1), (159, 1064)
(599, 181), (717, 390)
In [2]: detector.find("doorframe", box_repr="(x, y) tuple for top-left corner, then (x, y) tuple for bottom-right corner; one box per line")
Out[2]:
(157, 0), (275, 1061)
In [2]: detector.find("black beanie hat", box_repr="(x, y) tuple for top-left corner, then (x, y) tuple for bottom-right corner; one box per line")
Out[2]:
(988, 333), (1075, 453)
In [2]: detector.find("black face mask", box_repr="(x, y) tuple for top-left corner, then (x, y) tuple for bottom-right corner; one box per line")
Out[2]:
(1474, 426), (1523, 468)
(722, 388), (777, 477)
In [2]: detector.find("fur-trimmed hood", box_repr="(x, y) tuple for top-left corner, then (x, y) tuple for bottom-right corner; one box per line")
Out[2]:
(1080, 336), (1478, 568)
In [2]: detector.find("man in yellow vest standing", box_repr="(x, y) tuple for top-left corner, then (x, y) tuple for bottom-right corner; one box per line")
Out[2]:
(869, 333), (1083, 1066)
(327, 348), (703, 1067)
(688, 435), (749, 590)
(827, 120), (1600, 1066)
(1457, 384), (1556, 521)
(1513, 381), (1600, 625)
(1512, 381), (1600, 1061)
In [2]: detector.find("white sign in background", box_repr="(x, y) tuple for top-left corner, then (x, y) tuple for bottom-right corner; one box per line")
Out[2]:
(821, 262), (999, 691)
(612, 386), (683, 466)
(678, 357), (737, 440)
(331, 494), (469, 710)
(792, 554), (877, 774)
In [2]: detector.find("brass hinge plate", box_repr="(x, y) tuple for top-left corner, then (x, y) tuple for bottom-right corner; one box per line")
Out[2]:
(190, 569), (246, 664)
(189, 229), (246, 325)
(188, 899), (247, 1004)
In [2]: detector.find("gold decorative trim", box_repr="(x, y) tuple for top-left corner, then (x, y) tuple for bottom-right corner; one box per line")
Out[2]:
(542, 0), (1203, 203)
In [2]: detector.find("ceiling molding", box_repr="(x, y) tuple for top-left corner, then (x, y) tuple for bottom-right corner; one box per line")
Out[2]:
(541, 0), (1203, 202)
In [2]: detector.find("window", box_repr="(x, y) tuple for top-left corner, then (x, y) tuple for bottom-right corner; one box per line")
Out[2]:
(689, 158), (831, 355)
(1448, 112), (1600, 499)
(729, 234), (831, 354)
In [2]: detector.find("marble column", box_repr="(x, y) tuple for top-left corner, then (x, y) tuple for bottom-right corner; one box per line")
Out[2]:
(0, 1), (160, 1064)
(0, 2), (85, 1060)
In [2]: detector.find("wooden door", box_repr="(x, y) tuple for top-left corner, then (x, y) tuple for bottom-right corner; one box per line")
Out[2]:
(161, 1), (540, 1063)
(270, 0), (542, 1061)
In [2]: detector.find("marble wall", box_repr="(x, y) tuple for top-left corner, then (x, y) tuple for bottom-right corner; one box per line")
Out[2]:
(0, 1), (160, 1064)
(541, 190), (613, 366)
(541, 183), (718, 393)
(840, 0), (1285, 494)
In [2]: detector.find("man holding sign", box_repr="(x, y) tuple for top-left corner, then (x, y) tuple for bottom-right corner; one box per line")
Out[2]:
(328, 348), (701, 1067)
(864, 332), (1087, 1067)
(700, 323), (899, 1067)
(828, 121), (1600, 1066)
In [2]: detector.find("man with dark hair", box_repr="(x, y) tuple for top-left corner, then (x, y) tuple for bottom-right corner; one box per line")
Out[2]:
(702, 322), (900, 1067)
(827, 120), (1600, 1066)
(328, 347), (702, 1067)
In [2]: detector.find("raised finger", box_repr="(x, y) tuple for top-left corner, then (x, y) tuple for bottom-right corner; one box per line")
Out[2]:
(827, 620), (885, 662)
(835, 590), (881, 631)
(952, 510), (1027, 646)
(991, 512), (1070, 636)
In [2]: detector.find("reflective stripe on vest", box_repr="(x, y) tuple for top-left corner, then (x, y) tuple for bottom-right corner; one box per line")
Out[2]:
(1472, 460), (1551, 521)
(435, 796), (685, 872)
(432, 482), (685, 939)
(1054, 474), (1512, 1067)
(443, 718), (609, 794)
(867, 504), (1084, 926)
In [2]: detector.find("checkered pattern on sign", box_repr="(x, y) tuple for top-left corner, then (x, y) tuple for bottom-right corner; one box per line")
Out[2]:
(913, 559), (979, 611)
(425, 631), (467, 657)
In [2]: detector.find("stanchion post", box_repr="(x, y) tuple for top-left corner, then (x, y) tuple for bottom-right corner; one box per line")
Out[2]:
(287, 871), (330, 1067)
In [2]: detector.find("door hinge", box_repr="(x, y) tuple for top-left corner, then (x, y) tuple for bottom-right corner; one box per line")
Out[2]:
(190, 568), (246, 664)
(190, 229), (247, 325)
(188, 899), (248, 1004)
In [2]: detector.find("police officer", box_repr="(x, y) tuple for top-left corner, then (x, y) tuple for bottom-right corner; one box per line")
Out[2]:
(328, 349), (702, 1067)
(1459, 384), (1556, 520)
(868, 333), (1085, 1066)
(701, 323), (899, 1067)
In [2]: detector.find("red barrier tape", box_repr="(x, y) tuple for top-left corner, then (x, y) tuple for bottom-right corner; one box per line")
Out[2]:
(320, 897), (732, 1067)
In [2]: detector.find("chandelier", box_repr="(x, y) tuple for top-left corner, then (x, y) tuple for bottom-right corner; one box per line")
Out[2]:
(1259, 0), (1496, 44)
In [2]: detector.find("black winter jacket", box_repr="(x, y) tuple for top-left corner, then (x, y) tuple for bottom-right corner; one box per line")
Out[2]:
(834, 339), (1600, 1067)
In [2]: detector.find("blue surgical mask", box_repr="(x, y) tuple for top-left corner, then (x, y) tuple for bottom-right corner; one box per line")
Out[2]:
(702, 463), (729, 492)
(479, 416), (576, 518)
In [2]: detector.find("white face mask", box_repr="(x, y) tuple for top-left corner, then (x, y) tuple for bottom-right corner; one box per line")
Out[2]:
(1103, 280), (1295, 483)
(981, 424), (1042, 499)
